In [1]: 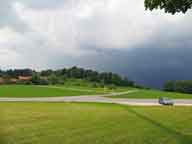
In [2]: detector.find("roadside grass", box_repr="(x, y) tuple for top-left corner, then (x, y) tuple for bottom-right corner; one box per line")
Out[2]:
(62, 78), (135, 92)
(1, 84), (191, 99)
(109, 89), (192, 99)
(0, 85), (104, 97)
(0, 84), (134, 98)
(54, 85), (135, 92)
(0, 103), (192, 144)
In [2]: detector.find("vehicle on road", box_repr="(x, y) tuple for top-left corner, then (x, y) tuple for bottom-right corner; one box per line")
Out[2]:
(159, 97), (174, 105)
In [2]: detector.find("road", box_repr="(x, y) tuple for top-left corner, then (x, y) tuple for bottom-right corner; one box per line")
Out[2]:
(0, 90), (192, 106)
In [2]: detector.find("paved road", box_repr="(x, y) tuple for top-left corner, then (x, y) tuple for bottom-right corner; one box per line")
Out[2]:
(0, 90), (192, 106)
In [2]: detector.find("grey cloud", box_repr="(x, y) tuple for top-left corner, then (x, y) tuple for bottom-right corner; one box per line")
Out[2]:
(0, 0), (192, 88)
(18, 0), (67, 10)
(0, 0), (68, 32)
(0, 0), (28, 32)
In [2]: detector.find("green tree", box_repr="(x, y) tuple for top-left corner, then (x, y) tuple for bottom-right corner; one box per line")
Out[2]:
(164, 80), (175, 91)
(145, 0), (192, 14)
(31, 73), (49, 85)
(175, 80), (192, 94)
(31, 73), (41, 85)
(40, 69), (53, 76)
(48, 74), (59, 85)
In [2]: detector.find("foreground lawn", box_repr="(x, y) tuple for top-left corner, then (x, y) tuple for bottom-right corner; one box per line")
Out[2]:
(0, 103), (192, 144)
(110, 89), (192, 99)
(0, 85), (103, 97)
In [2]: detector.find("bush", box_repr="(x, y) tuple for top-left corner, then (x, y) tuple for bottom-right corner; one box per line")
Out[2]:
(175, 80), (192, 94)
(39, 79), (50, 85)
(164, 80), (175, 91)
(107, 84), (116, 90)
(134, 84), (146, 89)
(91, 83), (99, 88)
(48, 74), (59, 85)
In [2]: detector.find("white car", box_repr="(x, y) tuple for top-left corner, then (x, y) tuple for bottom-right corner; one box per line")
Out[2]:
(159, 97), (174, 105)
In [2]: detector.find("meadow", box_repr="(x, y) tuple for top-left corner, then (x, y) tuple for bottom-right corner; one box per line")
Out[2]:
(110, 89), (192, 99)
(0, 84), (135, 97)
(0, 103), (192, 144)
(0, 84), (192, 99)
(0, 85), (103, 97)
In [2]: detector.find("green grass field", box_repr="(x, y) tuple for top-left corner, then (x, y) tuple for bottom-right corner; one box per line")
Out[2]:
(0, 85), (104, 97)
(110, 89), (192, 99)
(0, 85), (134, 98)
(0, 103), (192, 144)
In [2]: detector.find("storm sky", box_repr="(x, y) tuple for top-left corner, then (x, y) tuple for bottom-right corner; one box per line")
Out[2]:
(0, 0), (192, 88)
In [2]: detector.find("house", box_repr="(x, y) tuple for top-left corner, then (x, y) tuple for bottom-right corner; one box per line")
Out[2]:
(18, 76), (32, 81)
(10, 78), (18, 83)
(0, 77), (4, 84)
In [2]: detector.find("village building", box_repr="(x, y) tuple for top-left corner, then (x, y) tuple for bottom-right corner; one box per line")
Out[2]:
(18, 76), (32, 81)
(10, 78), (18, 83)
(0, 77), (4, 84)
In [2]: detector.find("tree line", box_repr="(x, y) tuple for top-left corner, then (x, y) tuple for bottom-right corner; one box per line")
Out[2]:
(164, 80), (192, 94)
(0, 67), (134, 87)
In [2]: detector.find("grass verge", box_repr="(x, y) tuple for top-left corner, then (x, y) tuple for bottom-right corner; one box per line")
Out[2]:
(110, 89), (192, 99)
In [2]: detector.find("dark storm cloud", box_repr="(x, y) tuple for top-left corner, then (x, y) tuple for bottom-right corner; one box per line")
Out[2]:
(75, 47), (192, 88)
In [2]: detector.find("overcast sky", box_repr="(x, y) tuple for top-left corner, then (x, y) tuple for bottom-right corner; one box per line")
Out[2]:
(1, 0), (192, 87)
